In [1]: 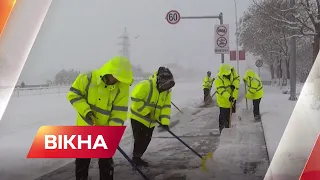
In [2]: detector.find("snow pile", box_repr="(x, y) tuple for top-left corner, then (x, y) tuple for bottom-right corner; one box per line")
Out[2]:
(281, 83), (304, 95)
(185, 98), (269, 180)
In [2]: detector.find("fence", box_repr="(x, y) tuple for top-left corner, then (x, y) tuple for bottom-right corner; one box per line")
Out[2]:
(11, 77), (147, 97)
(12, 86), (70, 97)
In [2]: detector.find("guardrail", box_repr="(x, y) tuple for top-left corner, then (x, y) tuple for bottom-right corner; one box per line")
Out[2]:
(12, 86), (70, 97)
(11, 77), (147, 97)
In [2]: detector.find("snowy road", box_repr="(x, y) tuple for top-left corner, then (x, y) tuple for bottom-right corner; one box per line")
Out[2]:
(0, 80), (203, 180)
(33, 85), (250, 180)
(0, 81), (259, 180)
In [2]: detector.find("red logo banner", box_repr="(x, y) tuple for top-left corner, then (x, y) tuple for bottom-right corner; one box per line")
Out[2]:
(0, 0), (16, 37)
(299, 134), (320, 180)
(26, 126), (126, 158)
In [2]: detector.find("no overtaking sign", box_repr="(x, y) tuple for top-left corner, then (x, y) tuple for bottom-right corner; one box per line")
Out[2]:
(214, 24), (229, 54)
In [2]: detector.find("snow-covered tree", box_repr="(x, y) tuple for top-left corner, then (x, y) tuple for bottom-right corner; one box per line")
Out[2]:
(252, 0), (320, 62)
(239, 0), (314, 84)
(239, 2), (291, 85)
(54, 69), (80, 85)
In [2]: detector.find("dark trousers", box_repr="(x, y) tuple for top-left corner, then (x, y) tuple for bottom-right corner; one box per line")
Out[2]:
(75, 158), (114, 180)
(131, 119), (155, 158)
(203, 88), (210, 101)
(219, 107), (231, 133)
(253, 98), (261, 116)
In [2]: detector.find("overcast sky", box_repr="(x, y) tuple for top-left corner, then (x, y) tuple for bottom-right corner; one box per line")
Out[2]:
(19, 0), (257, 84)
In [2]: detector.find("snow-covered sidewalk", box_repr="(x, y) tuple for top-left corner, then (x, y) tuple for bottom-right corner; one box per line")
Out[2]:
(263, 83), (320, 180)
(196, 93), (269, 180)
(259, 86), (297, 161)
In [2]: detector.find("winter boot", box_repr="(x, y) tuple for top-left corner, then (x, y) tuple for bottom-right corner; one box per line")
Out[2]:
(219, 126), (223, 135)
(254, 115), (261, 121)
(132, 157), (149, 167)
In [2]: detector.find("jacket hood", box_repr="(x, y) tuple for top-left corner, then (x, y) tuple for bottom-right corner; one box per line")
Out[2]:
(218, 64), (232, 76)
(98, 56), (133, 84)
(245, 69), (256, 78)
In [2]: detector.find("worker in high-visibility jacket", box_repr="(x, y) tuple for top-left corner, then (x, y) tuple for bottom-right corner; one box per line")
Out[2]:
(149, 66), (166, 79)
(67, 56), (133, 180)
(130, 68), (175, 167)
(214, 63), (240, 133)
(202, 71), (215, 101)
(243, 69), (264, 120)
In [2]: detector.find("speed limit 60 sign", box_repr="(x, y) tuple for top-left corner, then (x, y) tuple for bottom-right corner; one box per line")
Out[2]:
(166, 10), (181, 25)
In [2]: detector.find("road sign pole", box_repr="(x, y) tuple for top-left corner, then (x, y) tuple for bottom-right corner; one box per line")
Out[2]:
(234, 0), (240, 75)
(219, 13), (224, 64)
(255, 60), (263, 76)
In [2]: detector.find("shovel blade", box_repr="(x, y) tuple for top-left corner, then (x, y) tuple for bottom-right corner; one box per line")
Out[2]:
(200, 152), (213, 172)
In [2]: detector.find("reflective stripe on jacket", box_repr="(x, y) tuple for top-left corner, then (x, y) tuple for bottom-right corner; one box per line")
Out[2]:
(67, 71), (130, 126)
(243, 70), (264, 100)
(202, 76), (214, 89)
(130, 78), (172, 128)
(214, 64), (240, 108)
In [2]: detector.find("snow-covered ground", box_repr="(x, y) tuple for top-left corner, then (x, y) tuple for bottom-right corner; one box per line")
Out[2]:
(0, 80), (204, 180)
(0, 79), (274, 180)
(33, 84), (271, 180)
(260, 86), (297, 161)
(263, 82), (320, 180)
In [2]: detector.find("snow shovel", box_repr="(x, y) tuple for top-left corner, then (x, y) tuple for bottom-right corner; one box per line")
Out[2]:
(200, 91), (216, 108)
(157, 122), (213, 172)
(229, 102), (233, 128)
(117, 147), (150, 180)
(244, 84), (248, 111)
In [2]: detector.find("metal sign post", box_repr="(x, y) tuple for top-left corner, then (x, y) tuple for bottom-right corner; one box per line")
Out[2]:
(165, 10), (225, 64)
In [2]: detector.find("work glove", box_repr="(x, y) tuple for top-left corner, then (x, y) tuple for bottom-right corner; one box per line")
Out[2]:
(161, 124), (169, 131)
(229, 96), (235, 102)
(230, 85), (235, 91)
(86, 111), (97, 126)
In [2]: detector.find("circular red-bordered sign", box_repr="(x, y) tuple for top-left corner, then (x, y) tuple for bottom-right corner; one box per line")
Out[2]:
(216, 25), (228, 36)
(217, 37), (228, 48)
(166, 10), (181, 25)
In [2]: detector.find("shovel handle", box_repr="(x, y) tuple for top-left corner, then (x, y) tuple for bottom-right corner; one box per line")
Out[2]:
(157, 121), (202, 159)
(171, 102), (183, 114)
(244, 84), (248, 110)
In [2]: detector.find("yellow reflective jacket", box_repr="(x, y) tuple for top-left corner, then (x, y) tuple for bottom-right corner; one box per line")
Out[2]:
(243, 69), (264, 100)
(202, 76), (214, 89)
(214, 64), (240, 108)
(67, 56), (132, 126)
(130, 78), (172, 128)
